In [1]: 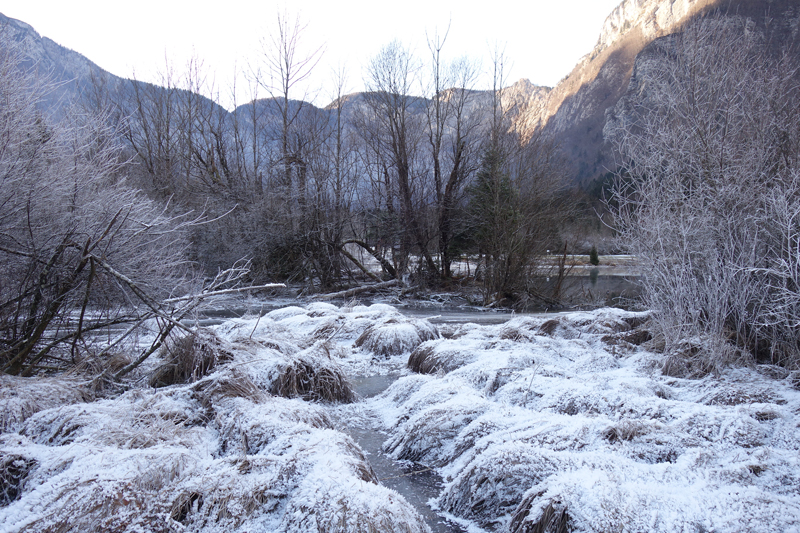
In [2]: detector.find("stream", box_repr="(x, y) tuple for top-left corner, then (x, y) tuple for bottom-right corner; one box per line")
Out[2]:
(339, 373), (469, 533)
(196, 277), (637, 532)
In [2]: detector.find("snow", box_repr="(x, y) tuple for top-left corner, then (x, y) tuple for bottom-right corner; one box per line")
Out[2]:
(357, 309), (800, 532)
(0, 304), (434, 533)
(2, 303), (799, 532)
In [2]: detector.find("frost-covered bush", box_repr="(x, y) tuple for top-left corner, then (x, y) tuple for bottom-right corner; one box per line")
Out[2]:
(607, 16), (800, 371)
(0, 44), (200, 376)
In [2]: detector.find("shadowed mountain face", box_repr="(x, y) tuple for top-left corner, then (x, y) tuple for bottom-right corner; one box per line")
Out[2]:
(0, 12), (122, 118)
(0, 12), (229, 124)
(512, 0), (800, 186)
(3, 1), (799, 188)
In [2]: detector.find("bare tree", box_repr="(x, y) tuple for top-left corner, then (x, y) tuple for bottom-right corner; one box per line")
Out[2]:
(254, 10), (323, 214)
(362, 40), (439, 280)
(425, 29), (483, 279)
(607, 16), (800, 372)
(0, 32), (270, 378)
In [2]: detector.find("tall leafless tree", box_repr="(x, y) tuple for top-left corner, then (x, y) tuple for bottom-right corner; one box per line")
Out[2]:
(0, 32), (265, 378)
(425, 30), (483, 279)
(362, 40), (439, 279)
(607, 16), (800, 372)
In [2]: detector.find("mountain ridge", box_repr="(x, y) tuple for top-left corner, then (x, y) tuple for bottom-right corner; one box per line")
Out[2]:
(3, 1), (799, 187)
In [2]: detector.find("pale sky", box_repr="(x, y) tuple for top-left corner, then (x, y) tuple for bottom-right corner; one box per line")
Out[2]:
(2, 0), (622, 108)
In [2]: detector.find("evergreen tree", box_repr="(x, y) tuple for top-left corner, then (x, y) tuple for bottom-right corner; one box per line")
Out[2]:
(589, 245), (600, 266)
(468, 147), (523, 302)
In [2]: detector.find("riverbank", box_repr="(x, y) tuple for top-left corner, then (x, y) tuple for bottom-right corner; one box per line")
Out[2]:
(3, 301), (797, 532)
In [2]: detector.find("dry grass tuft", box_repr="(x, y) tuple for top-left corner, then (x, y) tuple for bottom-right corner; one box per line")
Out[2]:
(8, 451), (195, 533)
(192, 368), (267, 407)
(622, 315), (649, 330)
(269, 346), (355, 403)
(510, 492), (573, 533)
(150, 328), (235, 387)
(407, 340), (475, 375)
(704, 387), (779, 406)
(278, 480), (429, 533)
(355, 318), (439, 357)
(0, 375), (93, 433)
(789, 371), (800, 390)
(407, 343), (438, 374)
(537, 319), (562, 337)
(501, 326), (534, 342)
(438, 443), (560, 528)
(0, 453), (37, 506)
(602, 420), (651, 443)
(384, 401), (490, 465)
(170, 491), (204, 524)
(602, 327), (653, 348)
(660, 339), (725, 378)
(71, 351), (132, 377)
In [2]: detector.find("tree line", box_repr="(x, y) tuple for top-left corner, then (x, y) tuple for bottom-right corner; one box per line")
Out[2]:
(0, 15), (576, 375)
(8, 11), (799, 378)
(83, 17), (576, 303)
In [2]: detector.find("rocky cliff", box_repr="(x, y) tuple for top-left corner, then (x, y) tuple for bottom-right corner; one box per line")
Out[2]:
(515, 0), (799, 185)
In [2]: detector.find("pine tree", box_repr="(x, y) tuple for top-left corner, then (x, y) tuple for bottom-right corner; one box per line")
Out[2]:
(589, 245), (600, 266)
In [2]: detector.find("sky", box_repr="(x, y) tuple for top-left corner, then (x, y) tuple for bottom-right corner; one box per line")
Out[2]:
(2, 0), (623, 108)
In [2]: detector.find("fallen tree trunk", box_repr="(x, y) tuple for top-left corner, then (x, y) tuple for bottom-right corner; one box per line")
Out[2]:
(338, 246), (381, 282)
(312, 279), (399, 301)
(341, 240), (398, 279)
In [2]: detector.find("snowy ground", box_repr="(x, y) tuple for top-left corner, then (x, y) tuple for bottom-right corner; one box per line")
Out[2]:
(2, 302), (799, 532)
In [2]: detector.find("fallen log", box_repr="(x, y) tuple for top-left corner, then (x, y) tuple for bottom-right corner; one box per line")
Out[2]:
(312, 279), (399, 300)
(341, 240), (398, 279)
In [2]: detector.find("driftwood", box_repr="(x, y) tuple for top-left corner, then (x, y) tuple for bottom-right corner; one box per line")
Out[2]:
(312, 279), (399, 301)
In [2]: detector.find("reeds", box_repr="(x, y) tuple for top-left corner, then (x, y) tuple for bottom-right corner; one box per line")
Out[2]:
(149, 328), (234, 387)
(269, 347), (355, 403)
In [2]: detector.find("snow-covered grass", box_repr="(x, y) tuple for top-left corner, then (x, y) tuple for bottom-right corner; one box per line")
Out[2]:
(363, 308), (800, 532)
(0, 375), (95, 433)
(3, 302), (799, 532)
(0, 303), (438, 533)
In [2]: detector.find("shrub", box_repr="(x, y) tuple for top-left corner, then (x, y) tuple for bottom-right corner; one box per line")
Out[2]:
(607, 16), (800, 370)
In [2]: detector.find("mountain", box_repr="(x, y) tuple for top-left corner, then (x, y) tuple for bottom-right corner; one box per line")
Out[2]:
(0, 12), (229, 126)
(513, 0), (800, 185)
(0, 12), (121, 117)
(4, 1), (799, 188)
